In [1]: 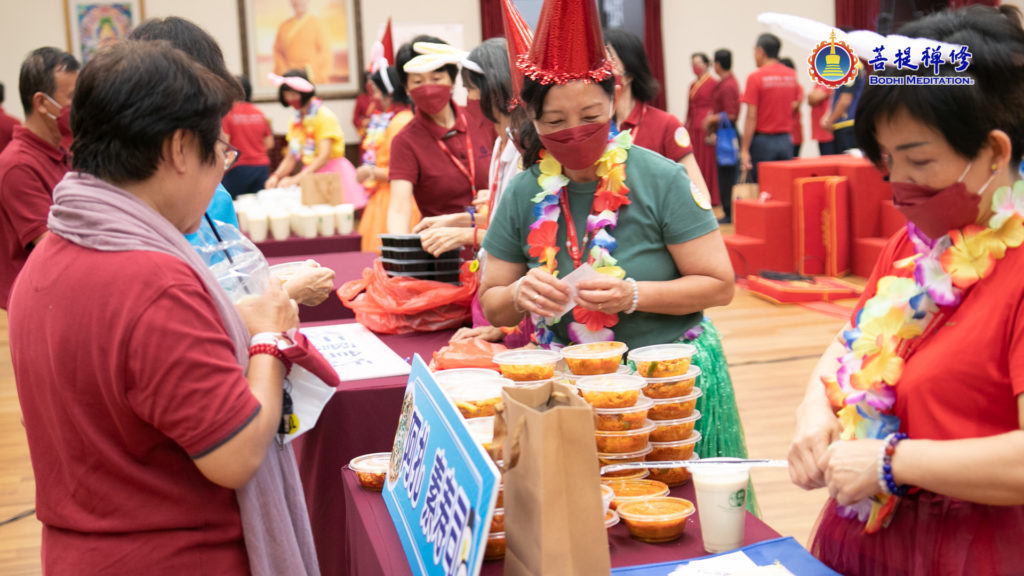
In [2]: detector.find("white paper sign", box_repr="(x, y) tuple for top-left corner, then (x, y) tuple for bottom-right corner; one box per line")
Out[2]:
(301, 323), (412, 382)
(554, 263), (602, 319)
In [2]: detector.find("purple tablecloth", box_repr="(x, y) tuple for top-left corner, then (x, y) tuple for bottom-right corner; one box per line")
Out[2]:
(295, 324), (456, 576)
(256, 232), (362, 258)
(267, 251), (377, 322)
(340, 468), (782, 576)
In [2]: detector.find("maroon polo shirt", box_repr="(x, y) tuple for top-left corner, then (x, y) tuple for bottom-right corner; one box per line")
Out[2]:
(619, 102), (693, 162)
(0, 107), (20, 153)
(0, 125), (69, 309)
(389, 103), (479, 217)
(742, 62), (801, 134)
(222, 101), (271, 166)
(712, 74), (741, 121)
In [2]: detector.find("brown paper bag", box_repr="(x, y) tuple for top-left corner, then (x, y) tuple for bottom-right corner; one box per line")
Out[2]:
(299, 172), (343, 206)
(492, 382), (610, 576)
(732, 169), (760, 204)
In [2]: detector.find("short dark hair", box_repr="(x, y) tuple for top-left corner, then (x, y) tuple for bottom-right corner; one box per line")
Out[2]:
(70, 40), (234, 184)
(238, 75), (252, 101)
(277, 69), (316, 107)
(714, 49), (732, 71)
(463, 38), (512, 124)
(129, 17), (243, 102)
(18, 47), (79, 116)
(371, 66), (411, 106)
(604, 28), (659, 103)
(518, 76), (616, 166)
(692, 52), (710, 66)
(779, 57), (795, 69)
(395, 35), (459, 88)
(857, 5), (1024, 169)
(757, 33), (782, 59)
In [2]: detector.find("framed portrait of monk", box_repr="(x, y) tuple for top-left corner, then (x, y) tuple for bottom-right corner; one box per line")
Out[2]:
(239, 0), (363, 101)
(64, 0), (145, 64)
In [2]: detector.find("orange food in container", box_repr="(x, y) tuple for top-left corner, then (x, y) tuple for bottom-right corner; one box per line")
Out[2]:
(605, 509), (621, 529)
(646, 433), (701, 486)
(641, 365), (701, 399)
(617, 497), (696, 543)
(598, 446), (652, 479)
(442, 378), (509, 419)
(629, 343), (697, 378)
(561, 341), (628, 375)
(576, 374), (645, 409)
(649, 410), (701, 442)
(484, 531), (505, 561)
(493, 349), (561, 382)
(647, 387), (703, 420)
(601, 484), (615, 513)
(490, 508), (505, 532)
(592, 396), (653, 431)
(594, 421), (655, 453)
(602, 478), (670, 510)
(349, 452), (390, 491)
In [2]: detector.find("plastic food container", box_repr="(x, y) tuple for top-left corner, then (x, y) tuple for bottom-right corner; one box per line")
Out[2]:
(605, 509), (621, 530)
(380, 245), (460, 260)
(592, 396), (654, 432)
(649, 410), (702, 442)
(616, 497), (696, 543)
(349, 452), (390, 491)
(602, 478), (670, 510)
(493, 349), (561, 382)
(641, 365), (701, 399)
(647, 387), (703, 420)
(598, 446), (652, 479)
(444, 379), (507, 419)
(485, 531), (505, 561)
(646, 434), (701, 486)
(378, 233), (423, 248)
(434, 368), (501, 383)
(629, 343), (697, 378)
(465, 416), (495, 453)
(576, 374), (645, 409)
(594, 421), (655, 453)
(490, 508), (505, 533)
(385, 269), (461, 284)
(601, 484), (615, 513)
(381, 257), (462, 273)
(561, 341), (628, 375)
(268, 261), (309, 281)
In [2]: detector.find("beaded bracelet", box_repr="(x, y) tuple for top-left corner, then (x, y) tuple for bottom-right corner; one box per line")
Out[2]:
(466, 206), (476, 228)
(877, 432), (909, 496)
(624, 278), (639, 314)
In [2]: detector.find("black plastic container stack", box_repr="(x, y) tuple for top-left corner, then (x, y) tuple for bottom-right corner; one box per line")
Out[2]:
(378, 234), (462, 284)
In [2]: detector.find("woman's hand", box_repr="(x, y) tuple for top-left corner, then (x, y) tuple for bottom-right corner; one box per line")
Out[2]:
(789, 399), (843, 490)
(420, 227), (471, 256)
(451, 326), (505, 342)
(575, 276), (633, 314)
(235, 279), (299, 334)
(473, 188), (490, 212)
(412, 213), (466, 233)
(278, 174), (301, 188)
(265, 174), (281, 189)
(355, 164), (374, 183)
(740, 150), (753, 172)
(279, 260), (336, 306)
(515, 268), (571, 318)
(820, 439), (884, 506)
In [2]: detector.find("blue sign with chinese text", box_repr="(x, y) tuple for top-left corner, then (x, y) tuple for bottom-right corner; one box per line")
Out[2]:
(383, 355), (501, 576)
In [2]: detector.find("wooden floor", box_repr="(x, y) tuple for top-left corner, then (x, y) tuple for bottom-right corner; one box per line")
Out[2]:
(0, 278), (853, 574)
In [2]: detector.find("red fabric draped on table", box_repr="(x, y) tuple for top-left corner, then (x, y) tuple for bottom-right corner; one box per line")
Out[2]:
(686, 73), (719, 204)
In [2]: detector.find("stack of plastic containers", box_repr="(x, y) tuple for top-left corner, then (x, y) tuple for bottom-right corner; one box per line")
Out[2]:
(378, 234), (462, 283)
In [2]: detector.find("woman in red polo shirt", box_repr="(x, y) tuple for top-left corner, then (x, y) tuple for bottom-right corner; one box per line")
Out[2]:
(221, 75), (273, 197)
(386, 37), (488, 233)
(604, 28), (713, 209)
(788, 7), (1024, 574)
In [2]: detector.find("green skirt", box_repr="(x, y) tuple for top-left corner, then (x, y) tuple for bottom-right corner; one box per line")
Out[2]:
(679, 317), (759, 516)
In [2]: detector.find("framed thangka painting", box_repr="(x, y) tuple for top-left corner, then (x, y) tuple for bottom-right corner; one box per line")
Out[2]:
(239, 0), (363, 101)
(64, 0), (144, 64)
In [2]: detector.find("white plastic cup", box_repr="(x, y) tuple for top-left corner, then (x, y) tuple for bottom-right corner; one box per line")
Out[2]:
(692, 459), (749, 553)
(234, 204), (250, 233)
(336, 203), (355, 234)
(291, 207), (317, 239)
(269, 211), (291, 241)
(247, 209), (268, 243)
(313, 204), (336, 236)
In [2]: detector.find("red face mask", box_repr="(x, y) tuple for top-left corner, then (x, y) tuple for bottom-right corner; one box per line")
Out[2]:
(409, 84), (451, 116)
(890, 162), (996, 239)
(538, 119), (611, 171)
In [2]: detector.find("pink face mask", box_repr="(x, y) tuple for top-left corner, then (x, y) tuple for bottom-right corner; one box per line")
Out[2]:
(409, 84), (451, 116)
(890, 162), (997, 239)
(538, 119), (611, 171)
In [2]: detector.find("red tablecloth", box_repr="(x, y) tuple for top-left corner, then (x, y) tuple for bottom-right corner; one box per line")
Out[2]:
(341, 468), (781, 575)
(267, 251), (377, 323)
(295, 325), (455, 576)
(256, 232), (362, 258)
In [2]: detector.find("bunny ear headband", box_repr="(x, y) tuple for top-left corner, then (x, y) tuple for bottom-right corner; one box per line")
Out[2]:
(403, 41), (483, 74)
(268, 73), (315, 93)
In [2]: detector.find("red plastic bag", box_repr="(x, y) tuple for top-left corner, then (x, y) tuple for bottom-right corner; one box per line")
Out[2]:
(336, 259), (477, 334)
(431, 337), (508, 371)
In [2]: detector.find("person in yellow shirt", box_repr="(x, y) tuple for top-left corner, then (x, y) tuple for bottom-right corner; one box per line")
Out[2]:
(266, 70), (365, 208)
(273, 0), (331, 84)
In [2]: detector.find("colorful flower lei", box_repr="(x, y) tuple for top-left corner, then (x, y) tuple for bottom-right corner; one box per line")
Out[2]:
(826, 180), (1024, 532)
(527, 130), (633, 348)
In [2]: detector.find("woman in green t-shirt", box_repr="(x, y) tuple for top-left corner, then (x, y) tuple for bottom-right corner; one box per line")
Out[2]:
(479, 0), (751, 472)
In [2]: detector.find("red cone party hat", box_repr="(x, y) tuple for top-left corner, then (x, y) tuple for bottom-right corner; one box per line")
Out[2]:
(517, 0), (613, 85)
(501, 0), (533, 106)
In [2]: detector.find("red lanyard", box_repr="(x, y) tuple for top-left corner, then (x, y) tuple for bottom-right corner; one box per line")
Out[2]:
(559, 192), (589, 269)
(435, 111), (477, 189)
